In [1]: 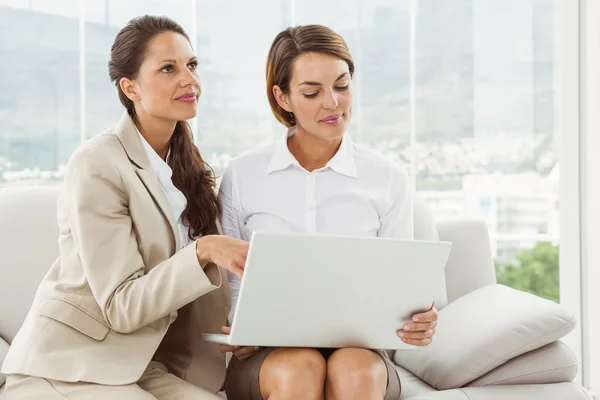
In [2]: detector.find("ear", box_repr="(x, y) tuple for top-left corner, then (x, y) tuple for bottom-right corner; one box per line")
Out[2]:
(119, 77), (141, 102)
(272, 85), (292, 113)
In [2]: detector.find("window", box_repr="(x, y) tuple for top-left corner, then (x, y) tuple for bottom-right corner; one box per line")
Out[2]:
(0, 2), (80, 185)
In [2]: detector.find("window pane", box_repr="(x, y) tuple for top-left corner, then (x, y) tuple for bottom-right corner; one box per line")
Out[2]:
(0, 4), (80, 186)
(416, 0), (559, 226)
(84, 0), (194, 138)
(494, 240), (559, 303)
(195, 0), (288, 174)
(415, 1), (560, 295)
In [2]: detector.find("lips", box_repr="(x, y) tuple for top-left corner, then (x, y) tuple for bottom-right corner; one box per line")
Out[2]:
(176, 93), (198, 102)
(320, 114), (342, 124)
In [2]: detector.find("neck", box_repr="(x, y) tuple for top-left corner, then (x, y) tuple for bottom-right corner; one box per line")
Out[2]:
(288, 125), (342, 172)
(134, 111), (177, 160)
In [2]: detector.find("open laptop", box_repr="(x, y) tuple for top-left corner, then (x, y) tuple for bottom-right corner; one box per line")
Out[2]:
(201, 232), (452, 350)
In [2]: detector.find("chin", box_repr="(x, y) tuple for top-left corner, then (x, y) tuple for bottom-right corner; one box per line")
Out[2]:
(173, 110), (198, 122)
(318, 124), (347, 139)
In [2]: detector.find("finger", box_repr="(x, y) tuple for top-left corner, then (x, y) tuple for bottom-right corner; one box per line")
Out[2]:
(402, 338), (432, 346)
(221, 326), (231, 334)
(236, 352), (254, 361)
(229, 266), (243, 279)
(234, 347), (258, 357)
(412, 307), (438, 323)
(218, 344), (234, 353)
(402, 322), (436, 332)
(398, 329), (435, 340)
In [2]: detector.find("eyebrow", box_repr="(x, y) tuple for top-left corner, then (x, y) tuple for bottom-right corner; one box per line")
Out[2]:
(298, 72), (349, 87)
(160, 57), (197, 64)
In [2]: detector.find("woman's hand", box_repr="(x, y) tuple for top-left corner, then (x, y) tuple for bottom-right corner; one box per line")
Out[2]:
(196, 235), (249, 278)
(397, 302), (438, 346)
(217, 326), (259, 361)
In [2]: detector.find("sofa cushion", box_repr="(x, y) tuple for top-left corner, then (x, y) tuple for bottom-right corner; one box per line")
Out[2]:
(468, 341), (578, 386)
(393, 284), (576, 390)
(403, 382), (591, 400)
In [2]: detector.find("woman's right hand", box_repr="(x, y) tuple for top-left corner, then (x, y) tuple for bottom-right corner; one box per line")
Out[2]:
(218, 326), (259, 361)
(196, 235), (249, 278)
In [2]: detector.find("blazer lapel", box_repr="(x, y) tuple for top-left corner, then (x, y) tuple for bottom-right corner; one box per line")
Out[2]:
(114, 112), (181, 251)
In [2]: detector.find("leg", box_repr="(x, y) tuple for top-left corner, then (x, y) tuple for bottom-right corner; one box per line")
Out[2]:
(325, 348), (388, 400)
(259, 348), (327, 400)
(138, 361), (222, 400)
(224, 347), (327, 400)
(4, 374), (155, 400)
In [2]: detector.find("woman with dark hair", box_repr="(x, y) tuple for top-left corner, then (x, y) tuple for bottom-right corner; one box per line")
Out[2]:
(1, 15), (246, 399)
(219, 24), (439, 400)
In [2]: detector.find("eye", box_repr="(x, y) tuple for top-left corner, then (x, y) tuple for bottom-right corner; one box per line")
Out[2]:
(303, 92), (319, 99)
(161, 65), (174, 73)
(335, 85), (349, 91)
(188, 61), (198, 70)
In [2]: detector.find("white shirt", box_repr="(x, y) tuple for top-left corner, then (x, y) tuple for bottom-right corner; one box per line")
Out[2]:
(218, 127), (414, 323)
(138, 130), (192, 324)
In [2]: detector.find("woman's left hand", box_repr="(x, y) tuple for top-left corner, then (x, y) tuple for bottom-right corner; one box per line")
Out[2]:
(397, 302), (438, 346)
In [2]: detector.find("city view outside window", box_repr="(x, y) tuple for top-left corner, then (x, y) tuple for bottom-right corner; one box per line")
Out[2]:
(0, 0), (560, 302)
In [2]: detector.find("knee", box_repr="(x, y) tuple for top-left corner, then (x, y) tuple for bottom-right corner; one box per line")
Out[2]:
(327, 348), (387, 394)
(260, 348), (326, 396)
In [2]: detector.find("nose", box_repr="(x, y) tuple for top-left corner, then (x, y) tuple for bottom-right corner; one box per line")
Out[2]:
(180, 67), (200, 88)
(322, 89), (339, 110)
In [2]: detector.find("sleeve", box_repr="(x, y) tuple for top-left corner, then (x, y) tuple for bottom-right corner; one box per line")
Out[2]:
(377, 166), (415, 240)
(217, 162), (245, 324)
(64, 148), (222, 333)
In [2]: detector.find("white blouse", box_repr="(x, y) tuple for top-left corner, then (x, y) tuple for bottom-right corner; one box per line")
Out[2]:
(218, 127), (414, 323)
(138, 130), (192, 324)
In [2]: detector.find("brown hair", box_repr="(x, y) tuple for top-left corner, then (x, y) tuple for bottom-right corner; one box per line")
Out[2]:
(108, 15), (220, 239)
(266, 24), (355, 127)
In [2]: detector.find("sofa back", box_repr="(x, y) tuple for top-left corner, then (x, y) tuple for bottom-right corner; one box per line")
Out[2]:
(0, 186), (60, 343)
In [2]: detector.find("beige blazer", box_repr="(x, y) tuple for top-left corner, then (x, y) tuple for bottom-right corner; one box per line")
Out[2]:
(1, 113), (230, 393)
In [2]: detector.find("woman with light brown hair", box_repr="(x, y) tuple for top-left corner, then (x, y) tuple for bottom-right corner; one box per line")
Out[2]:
(218, 24), (438, 400)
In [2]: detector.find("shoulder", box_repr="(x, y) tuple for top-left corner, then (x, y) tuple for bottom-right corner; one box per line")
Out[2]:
(229, 141), (277, 170)
(65, 132), (126, 187)
(222, 141), (277, 179)
(352, 142), (411, 185)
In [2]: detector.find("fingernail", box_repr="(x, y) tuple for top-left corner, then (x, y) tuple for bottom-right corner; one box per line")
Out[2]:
(254, 347), (259, 351)
(398, 331), (405, 338)
(403, 325), (411, 331)
(413, 316), (419, 322)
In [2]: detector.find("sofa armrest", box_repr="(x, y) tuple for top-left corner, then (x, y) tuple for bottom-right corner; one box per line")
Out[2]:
(0, 337), (8, 388)
(393, 284), (576, 390)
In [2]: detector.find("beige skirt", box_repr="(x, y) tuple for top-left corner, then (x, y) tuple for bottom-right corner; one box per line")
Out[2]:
(224, 347), (401, 400)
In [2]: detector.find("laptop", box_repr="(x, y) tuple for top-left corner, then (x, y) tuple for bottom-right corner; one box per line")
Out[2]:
(201, 232), (452, 350)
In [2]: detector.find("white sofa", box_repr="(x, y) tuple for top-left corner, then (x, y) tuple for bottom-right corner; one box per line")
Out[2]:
(0, 186), (592, 399)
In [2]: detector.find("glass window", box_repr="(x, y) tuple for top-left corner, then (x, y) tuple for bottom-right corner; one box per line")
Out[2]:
(0, 3), (80, 186)
(194, 0), (287, 175)
(0, 0), (564, 306)
(413, 0), (560, 299)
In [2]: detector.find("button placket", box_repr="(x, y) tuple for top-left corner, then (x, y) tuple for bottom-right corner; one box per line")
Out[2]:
(305, 173), (317, 232)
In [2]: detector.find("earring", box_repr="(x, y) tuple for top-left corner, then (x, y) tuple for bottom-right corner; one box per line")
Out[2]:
(289, 112), (295, 125)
